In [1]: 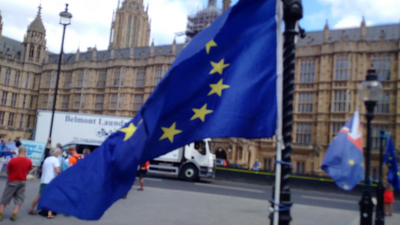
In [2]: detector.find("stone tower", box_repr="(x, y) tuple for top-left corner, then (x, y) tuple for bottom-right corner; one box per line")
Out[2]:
(22, 5), (46, 64)
(109, 0), (150, 49)
(0, 11), (3, 44)
(222, 0), (231, 11)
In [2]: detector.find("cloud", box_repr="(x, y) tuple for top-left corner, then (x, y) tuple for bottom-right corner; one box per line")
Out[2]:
(333, 17), (374, 29)
(319, 0), (400, 28)
(0, 0), (209, 53)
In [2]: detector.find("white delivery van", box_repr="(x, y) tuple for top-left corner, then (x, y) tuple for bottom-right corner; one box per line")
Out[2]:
(34, 110), (216, 181)
(148, 139), (216, 181)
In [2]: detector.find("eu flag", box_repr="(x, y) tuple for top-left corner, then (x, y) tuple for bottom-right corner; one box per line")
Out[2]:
(384, 135), (400, 190)
(321, 111), (364, 191)
(39, 0), (280, 220)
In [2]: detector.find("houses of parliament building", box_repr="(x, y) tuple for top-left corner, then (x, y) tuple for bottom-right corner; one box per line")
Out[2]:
(0, 0), (399, 177)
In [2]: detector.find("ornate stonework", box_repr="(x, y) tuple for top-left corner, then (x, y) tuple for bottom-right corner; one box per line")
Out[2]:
(109, 0), (150, 49)
(0, 2), (398, 178)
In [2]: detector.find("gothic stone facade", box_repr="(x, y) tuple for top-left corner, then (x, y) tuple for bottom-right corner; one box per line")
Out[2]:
(0, 2), (399, 177)
(214, 21), (400, 177)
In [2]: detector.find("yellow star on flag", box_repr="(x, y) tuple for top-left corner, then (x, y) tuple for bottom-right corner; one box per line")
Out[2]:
(348, 160), (355, 166)
(208, 79), (230, 97)
(389, 156), (392, 160)
(205, 40), (217, 54)
(191, 104), (214, 122)
(397, 171), (400, 176)
(159, 122), (182, 143)
(343, 185), (349, 190)
(119, 123), (137, 141)
(209, 59), (230, 75)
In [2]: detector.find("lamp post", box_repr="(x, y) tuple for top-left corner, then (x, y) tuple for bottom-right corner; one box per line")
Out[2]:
(358, 66), (383, 225)
(45, 4), (73, 155)
(269, 1), (304, 225)
(375, 130), (386, 225)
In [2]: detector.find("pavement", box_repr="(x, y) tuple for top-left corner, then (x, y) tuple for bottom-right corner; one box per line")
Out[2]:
(0, 176), (398, 225)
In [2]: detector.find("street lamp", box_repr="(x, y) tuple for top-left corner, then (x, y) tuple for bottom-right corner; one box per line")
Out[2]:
(45, 4), (73, 155)
(358, 66), (383, 225)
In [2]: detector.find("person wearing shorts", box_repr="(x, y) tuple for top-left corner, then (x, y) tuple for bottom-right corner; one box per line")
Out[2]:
(0, 145), (32, 221)
(28, 147), (61, 219)
(136, 161), (150, 191)
(384, 181), (394, 216)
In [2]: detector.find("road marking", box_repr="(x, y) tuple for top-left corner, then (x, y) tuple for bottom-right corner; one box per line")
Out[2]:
(194, 183), (264, 193)
(135, 177), (162, 182)
(301, 195), (356, 204)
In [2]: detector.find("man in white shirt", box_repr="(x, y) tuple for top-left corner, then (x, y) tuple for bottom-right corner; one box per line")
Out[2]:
(28, 147), (61, 219)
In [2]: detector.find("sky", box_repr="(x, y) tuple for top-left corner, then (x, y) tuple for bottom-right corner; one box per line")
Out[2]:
(0, 0), (399, 54)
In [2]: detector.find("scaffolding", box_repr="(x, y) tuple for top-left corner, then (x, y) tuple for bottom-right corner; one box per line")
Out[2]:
(185, 1), (221, 42)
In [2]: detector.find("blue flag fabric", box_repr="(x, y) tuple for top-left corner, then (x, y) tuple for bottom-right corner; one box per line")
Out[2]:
(384, 135), (400, 190)
(321, 111), (364, 191)
(39, 0), (279, 220)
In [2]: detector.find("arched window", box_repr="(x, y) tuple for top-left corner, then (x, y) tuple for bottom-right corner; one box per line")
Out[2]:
(28, 45), (35, 61)
(36, 46), (41, 62)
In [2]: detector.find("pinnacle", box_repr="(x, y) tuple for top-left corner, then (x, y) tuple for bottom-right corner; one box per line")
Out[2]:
(28, 4), (46, 34)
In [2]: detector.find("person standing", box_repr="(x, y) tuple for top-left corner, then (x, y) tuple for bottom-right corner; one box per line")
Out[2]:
(14, 138), (21, 148)
(28, 147), (61, 219)
(137, 161), (150, 191)
(82, 148), (91, 156)
(253, 159), (261, 171)
(0, 139), (12, 175)
(384, 180), (394, 216)
(55, 144), (65, 173)
(0, 145), (32, 221)
(66, 146), (83, 168)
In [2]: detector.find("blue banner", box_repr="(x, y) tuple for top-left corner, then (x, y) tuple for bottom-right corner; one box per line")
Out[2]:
(20, 140), (46, 167)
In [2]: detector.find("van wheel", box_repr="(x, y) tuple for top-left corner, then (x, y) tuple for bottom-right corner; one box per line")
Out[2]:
(181, 164), (199, 181)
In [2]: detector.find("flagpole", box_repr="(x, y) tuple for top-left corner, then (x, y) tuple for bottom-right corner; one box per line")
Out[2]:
(271, 1), (284, 225)
(271, 1), (304, 225)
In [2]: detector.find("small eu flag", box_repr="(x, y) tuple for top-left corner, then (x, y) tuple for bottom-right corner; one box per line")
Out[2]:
(38, 0), (281, 220)
(321, 111), (364, 191)
(384, 134), (400, 190)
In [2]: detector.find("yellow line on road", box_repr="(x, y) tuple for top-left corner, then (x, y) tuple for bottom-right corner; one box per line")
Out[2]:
(216, 167), (378, 187)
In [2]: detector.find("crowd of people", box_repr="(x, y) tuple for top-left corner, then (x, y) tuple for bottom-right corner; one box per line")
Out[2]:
(0, 139), (150, 221)
(0, 141), (91, 221)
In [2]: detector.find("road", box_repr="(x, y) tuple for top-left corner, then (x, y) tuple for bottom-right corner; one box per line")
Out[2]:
(0, 175), (398, 224)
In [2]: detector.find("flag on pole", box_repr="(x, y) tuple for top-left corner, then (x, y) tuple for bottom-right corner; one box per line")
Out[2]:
(321, 111), (364, 191)
(39, 0), (281, 220)
(384, 134), (400, 190)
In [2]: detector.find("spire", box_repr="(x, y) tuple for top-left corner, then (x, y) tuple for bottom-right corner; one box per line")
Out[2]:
(146, 3), (149, 13)
(360, 16), (366, 41)
(323, 20), (329, 44)
(28, 4), (46, 34)
(75, 47), (80, 61)
(222, 0), (232, 11)
(172, 37), (176, 55)
(150, 39), (154, 56)
(208, 0), (217, 7)
(92, 46), (97, 61)
(0, 10), (3, 44)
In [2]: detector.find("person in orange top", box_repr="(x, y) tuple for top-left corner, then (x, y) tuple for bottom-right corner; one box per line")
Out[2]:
(136, 161), (150, 191)
(67, 146), (84, 167)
